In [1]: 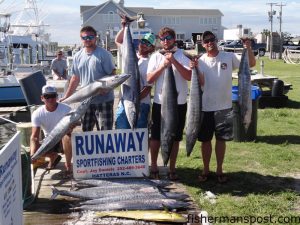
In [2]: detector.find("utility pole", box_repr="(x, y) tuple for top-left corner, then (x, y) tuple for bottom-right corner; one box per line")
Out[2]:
(267, 3), (277, 59)
(276, 2), (286, 59)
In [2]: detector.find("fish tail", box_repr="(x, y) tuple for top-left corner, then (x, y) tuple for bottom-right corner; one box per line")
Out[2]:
(50, 186), (59, 199)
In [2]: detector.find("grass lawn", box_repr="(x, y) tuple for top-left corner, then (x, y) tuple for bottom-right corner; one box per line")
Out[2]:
(176, 57), (300, 224)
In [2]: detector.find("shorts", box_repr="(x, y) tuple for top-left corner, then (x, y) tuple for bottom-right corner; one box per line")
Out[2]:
(115, 101), (150, 129)
(49, 141), (63, 153)
(198, 108), (233, 142)
(150, 103), (187, 141)
(82, 101), (114, 131)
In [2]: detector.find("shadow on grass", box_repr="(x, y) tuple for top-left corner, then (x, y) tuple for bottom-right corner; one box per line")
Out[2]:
(255, 135), (300, 145)
(286, 99), (300, 109)
(177, 168), (298, 196)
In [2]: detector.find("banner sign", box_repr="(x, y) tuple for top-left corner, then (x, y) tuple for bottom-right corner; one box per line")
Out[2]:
(72, 128), (149, 179)
(0, 132), (23, 225)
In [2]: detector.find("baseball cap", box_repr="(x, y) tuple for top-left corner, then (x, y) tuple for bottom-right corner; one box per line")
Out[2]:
(142, 33), (156, 46)
(202, 31), (216, 40)
(42, 85), (57, 95)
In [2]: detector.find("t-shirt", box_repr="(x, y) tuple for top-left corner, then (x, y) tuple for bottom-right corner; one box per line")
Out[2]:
(72, 46), (116, 104)
(31, 103), (71, 136)
(147, 48), (190, 104)
(198, 51), (240, 111)
(50, 58), (67, 78)
(138, 56), (151, 104)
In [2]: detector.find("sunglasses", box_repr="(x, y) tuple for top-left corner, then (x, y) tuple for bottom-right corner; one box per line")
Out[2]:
(57, 53), (62, 56)
(203, 37), (216, 44)
(81, 35), (95, 41)
(159, 35), (174, 41)
(140, 39), (152, 47)
(43, 94), (57, 99)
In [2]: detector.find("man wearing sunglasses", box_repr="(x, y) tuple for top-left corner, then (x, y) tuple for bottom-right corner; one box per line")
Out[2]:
(194, 31), (256, 183)
(30, 85), (73, 173)
(61, 26), (116, 131)
(114, 19), (156, 129)
(50, 50), (68, 80)
(147, 27), (192, 180)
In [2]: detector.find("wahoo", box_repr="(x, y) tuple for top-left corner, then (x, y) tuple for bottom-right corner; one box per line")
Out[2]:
(185, 55), (203, 156)
(160, 66), (178, 166)
(119, 14), (141, 129)
(62, 74), (130, 104)
(31, 97), (92, 161)
(238, 48), (252, 131)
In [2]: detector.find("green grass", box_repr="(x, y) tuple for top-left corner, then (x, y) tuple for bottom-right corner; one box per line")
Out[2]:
(177, 57), (300, 224)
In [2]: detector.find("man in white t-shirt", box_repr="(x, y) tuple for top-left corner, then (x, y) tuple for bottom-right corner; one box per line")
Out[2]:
(147, 27), (191, 180)
(196, 31), (256, 183)
(30, 85), (72, 173)
(114, 18), (156, 129)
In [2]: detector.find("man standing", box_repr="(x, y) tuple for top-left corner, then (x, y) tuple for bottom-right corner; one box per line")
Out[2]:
(115, 18), (155, 129)
(61, 26), (116, 131)
(30, 85), (72, 172)
(147, 27), (191, 180)
(50, 50), (68, 80)
(196, 31), (256, 183)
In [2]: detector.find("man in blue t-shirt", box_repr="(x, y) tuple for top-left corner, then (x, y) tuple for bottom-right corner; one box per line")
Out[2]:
(61, 26), (116, 131)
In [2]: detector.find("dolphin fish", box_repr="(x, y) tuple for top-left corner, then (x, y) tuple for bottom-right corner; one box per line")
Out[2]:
(31, 97), (92, 161)
(62, 74), (130, 105)
(238, 48), (252, 131)
(160, 66), (178, 166)
(119, 14), (141, 129)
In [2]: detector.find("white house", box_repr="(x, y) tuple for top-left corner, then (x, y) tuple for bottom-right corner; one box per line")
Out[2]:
(80, 0), (224, 47)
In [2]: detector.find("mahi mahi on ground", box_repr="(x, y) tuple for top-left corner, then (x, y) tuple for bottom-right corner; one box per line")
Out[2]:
(185, 57), (202, 157)
(238, 48), (252, 131)
(31, 97), (92, 161)
(119, 14), (141, 129)
(62, 74), (130, 105)
(160, 65), (178, 166)
(96, 210), (186, 223)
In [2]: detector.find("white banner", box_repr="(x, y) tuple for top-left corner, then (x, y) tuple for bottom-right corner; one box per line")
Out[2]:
(0, 132), (23, 225)
(72, 128), (149, 179)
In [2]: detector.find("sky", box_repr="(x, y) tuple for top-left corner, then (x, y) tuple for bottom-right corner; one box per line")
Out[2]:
(1, 0), (300, 45)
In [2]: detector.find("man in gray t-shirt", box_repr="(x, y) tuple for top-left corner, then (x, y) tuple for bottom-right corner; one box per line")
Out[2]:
(50, 50), (68, 80)
(60, 26), (116, 131)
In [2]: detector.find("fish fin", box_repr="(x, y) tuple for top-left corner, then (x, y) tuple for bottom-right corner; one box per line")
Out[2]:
(50, 186), (59, 199)
(162, 204), (170, 212)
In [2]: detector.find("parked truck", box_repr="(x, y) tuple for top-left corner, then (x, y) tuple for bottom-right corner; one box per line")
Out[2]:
(222, 39), (266, 56)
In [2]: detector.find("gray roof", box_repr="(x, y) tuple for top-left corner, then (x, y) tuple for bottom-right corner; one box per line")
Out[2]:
(127, 7), (223, 16)
(80, 4), (223, 17)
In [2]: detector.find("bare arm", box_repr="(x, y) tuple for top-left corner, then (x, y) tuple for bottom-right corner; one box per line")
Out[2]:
(140, 86), (152, 100)
(59, 75), (80, 101)
(115, 19), (126, 48)
(30, 126), (41, 158)
(147, 63), (167, 84)
(243, 39), (256, 67)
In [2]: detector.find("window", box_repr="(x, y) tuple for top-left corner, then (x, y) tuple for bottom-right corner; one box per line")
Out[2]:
(162, 16), (180, 25)
(102, 11), (118, 23)
(176, 33), (185, 40)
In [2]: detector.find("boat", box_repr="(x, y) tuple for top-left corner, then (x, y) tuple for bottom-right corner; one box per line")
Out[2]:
(0, 74), (26, 106)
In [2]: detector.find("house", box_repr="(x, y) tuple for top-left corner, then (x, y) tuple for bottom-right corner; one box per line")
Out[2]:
(80, 0), (224, 48)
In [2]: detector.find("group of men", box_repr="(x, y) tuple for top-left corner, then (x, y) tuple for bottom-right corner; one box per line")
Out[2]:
(30, 23), (256, 183)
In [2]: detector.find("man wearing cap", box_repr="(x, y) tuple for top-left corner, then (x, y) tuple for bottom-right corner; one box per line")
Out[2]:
(147, 27), (192, 180)
(193, 31), (256, 183)
(50, 50), (68, 80)
(30, 85), (73, 172)
(60, 26), (116, 131)
(114, 20), (156, 129)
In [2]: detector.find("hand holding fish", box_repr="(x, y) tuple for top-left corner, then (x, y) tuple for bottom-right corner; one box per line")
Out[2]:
(189, 58), (198, 69)
(241, 38), (252, 50)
